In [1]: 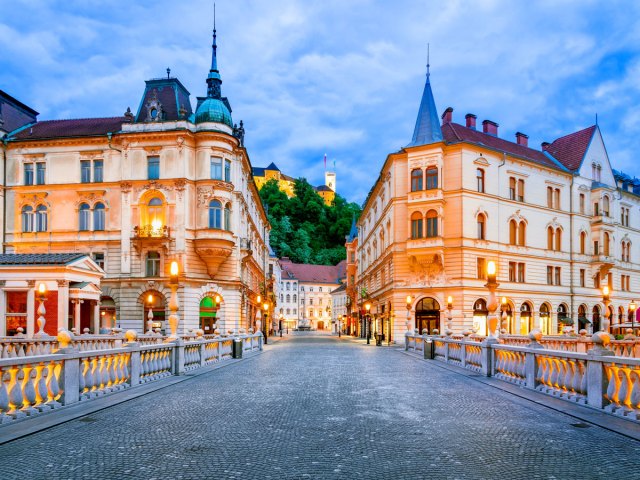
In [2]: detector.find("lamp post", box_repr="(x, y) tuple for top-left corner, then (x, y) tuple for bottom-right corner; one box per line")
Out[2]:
(602, 286), (611, 333)
(146, 294), (154, 334)
(501, 297), (508, 334)
(406, 295), (412, 333)
(279, 310), (284, 338)
(35, 283), (47, 337)
(166, 261), (180, 341)
(214, 294), (222, 332)
(485, 260), (500, 340)
(630, 300), (637, 335)
(365, 301), (371, 344)
(263, 302), (269, 344)
(445, 296), (453, 336)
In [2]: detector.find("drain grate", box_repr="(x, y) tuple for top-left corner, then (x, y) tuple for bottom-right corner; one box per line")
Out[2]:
(570, 422), (591, 428)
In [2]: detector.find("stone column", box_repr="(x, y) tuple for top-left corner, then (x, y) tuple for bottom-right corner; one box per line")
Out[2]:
(73, 299), (83, 334)
(57, 280), (70, 331)
(0, 281), (6, 336)
(92, 301), (100, 334)
(26, 280), (36, 337)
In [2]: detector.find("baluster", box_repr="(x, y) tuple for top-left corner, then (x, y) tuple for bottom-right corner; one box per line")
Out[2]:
(47, 362), (61, 407)
(605, 366), (617, 405)
(8, 369), (25, 418)
(629, 371), (640, 412)
(21, 368), (38, 416)
(35, 364), (50, 411)
(0, 369), (10, 422)
(617, 370), (631, 412)
(579, 361), (588, 396)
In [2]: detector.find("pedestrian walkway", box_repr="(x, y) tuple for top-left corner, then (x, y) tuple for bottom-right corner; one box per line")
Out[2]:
(0, 333), (638, 479)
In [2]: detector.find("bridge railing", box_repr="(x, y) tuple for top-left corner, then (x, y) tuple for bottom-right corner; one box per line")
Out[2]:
(405, 332), (640, 423)
(0, 332), (263, 425)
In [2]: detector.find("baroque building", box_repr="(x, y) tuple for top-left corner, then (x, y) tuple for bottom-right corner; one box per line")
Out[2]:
(0, 25), (270, 335)
(356, 66), (640, 342)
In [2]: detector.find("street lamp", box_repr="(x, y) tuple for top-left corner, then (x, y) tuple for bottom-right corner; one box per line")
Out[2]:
(146, 294), (154, 334)
(263, 302), (269, 344)
(35, 282), (47, 337)
(629, 300), (637, 334)
(166, 260), (180, 341)
(485, 260), (500, 340)
(602, 285), (611, 333)
(445, 296), (453, 336)
(365, 301), (371, 344)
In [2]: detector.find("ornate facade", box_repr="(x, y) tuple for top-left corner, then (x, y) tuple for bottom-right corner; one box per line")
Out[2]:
(0, 26), (269, 335)
(357, 68), (640, 342)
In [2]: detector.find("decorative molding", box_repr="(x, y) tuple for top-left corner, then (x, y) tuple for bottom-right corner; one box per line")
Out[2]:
(135, 180), (171, 196)
(506, 170), (529, 178)
(473, 157), (490, 167)
(79, 151), (104, 160)
(143, 146), (162, 154)
(57, 280), (70, 287)
(26, 280), (36, 288)
(120, 182), (133, 194)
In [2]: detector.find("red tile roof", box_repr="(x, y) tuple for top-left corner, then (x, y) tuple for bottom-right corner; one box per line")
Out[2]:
(544, 125), (596, 172)
(8, 117), (126, 141)
(441, 123), (566, 171)
(280, 258), (344, 284)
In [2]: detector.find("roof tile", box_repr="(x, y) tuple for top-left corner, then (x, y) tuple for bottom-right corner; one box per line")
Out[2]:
(544, 125), (596, 172)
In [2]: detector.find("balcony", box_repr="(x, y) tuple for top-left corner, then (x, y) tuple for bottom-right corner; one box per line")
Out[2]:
(194, 229), (235, 276)
(592, 254), (616, 269)
(590, 214), (615, 226)
(131, 224), (171, 251)
(240, 237), (253, 260)
(406, 237), (444, 263)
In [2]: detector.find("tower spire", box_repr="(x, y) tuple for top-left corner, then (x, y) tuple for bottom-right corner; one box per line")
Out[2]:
(407, 46), (443, 147)
(426, 43), (430, 80)
(206, 2), (222, 98)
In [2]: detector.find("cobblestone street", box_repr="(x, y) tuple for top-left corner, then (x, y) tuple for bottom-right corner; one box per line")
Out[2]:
(0, 333), (638, 479)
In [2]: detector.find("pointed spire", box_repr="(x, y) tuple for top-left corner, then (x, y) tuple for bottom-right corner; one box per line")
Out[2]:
(347, 215), (358, 242)
(407, 46), (443, 147)
(206, 2), (222, 98)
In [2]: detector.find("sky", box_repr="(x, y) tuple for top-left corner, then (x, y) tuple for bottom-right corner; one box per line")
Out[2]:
(2, 0), (640, 204)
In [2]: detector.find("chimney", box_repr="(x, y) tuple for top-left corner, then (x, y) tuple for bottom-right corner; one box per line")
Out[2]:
(441, 107), (453, 124)
(482, 119), (499, 136)
(515, 132), (528, 147)
(465, 113), (477, 130)
(541, 142), (550, 151)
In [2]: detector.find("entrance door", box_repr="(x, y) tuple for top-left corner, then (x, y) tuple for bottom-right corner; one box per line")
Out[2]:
(415, 297), (440, 334)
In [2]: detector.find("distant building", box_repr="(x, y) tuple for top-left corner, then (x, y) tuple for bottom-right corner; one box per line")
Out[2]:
(344, 216), (359, 335)
(330, 283), (347, 333)
(252, 162), (336, 205)
(279, 257), (346, 330)
(0, 90), (39, 138)
(356, 66), (640, 343)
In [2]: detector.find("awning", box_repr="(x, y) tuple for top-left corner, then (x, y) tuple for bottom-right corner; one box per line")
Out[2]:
(558, 316), (574, 325)
(578, 316), (591, 324)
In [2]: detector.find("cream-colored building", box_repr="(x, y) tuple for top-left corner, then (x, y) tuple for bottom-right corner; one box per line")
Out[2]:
(0, 28), (269, 335)
(330, 283), (347, 333)
(357, 68), (640, 343)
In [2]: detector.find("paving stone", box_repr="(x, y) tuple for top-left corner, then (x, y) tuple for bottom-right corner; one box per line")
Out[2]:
(0, 333), (638, 479)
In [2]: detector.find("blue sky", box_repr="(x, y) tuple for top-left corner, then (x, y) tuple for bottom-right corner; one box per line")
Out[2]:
(2, 0), (640, 203)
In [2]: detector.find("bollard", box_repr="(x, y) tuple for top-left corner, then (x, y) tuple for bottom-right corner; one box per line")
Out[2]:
(232, 337), (243, 359)
(423, 337), (434, 359)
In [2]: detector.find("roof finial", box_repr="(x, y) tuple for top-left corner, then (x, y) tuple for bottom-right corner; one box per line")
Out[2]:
(426, 43), (430, 80)
(595, 112), (598, 125)
(211, 2), (218, 72)
(166, 67), (171, 79)
(214, 2), (216, 32)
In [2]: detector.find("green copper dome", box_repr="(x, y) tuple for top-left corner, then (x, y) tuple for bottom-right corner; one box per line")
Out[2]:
(195, 97), (232, 127)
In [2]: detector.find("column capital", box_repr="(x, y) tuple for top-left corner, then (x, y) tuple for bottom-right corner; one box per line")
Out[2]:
(26, 280), (36, 288)
(57, 280), (70, 287)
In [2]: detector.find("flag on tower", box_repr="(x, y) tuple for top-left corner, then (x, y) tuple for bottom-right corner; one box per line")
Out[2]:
(324, 153), (327, 170)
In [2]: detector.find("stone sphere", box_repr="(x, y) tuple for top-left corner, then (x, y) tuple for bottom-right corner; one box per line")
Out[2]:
(57, 329), (72, 347)
(592, 331), (611, 346)
(625, 328), (633, 335)
(528, 329), (543, 342)
(195, 329), (204, 337)
(578, 329), (588, 337)
(431, 329), (439, 335)
(124, 330), (138, 342)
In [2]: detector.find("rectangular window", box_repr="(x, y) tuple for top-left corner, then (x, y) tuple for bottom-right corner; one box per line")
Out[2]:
(425, 167), (438, 190)
(547, 187), (553, 208)
(509, 177), (516, 200)
(555, 267), (561, 286)
(517, 179), (525, 202)
(554, 189), (560, 210)
(594, 203), (599, 216)
(36, 162), (46, 185)
(580, 269), (585, 287)
(608, 273), (612, 289)
(579, 194), (585, 214)
(310, 298), (313, 305)
(147, 156), (160, 180)
(476, 169), (485, 193)
(411, 219), (423, 239)
(594, 241), (599, 255)
(92, 252), (105, 270)
(224, 159), (231, 182)
(211, 157), (223, 180)
(477, 258), (486, 280)
(93, 160), (103, 183)
(547, 266), (553, 285)
(509, 262), (516, 282)
(81, 160), (91, 183)
(24, 163), (34, 185)
(426, 217), (438, 237)
(594, 273), (600, 289)
(517, 263), (525, 283)
(146, 254), (160, 277)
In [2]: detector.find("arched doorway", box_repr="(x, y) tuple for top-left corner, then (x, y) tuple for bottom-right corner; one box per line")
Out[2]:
(142, 291), (166, 334)
(415, 297), (440, 334)
(540, 303), (551, 335)
(473, 299), (489, 335)
(317, 320), (325, 330)
(501, 300), (514, 333)
(520, 302), (533, 335)
(199, 295), (221, 334)
(578, 304), (589, 331)
(100, 296), (117, 332)
(592, 305), (601, 332)
(557, 304), (570, 334)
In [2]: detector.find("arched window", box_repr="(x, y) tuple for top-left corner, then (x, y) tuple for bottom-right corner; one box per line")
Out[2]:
(21, 205), (34, 232)
(540, 303), (551, 335)
(410, 169), (423, 192)
(580, 231), (587, 254)
(509, 219), (517, 245)
(79, 203), (91, 231)
(518, 221), (526, 246)
(476, 168), (485, 193)
(145, 251), (160, 277)
(94, 202), (105, 231)
(286, 283), (290, 291)
(477, 214), (486, 240)
(520, 302), (533, 333)
(293, 294), (297, 302)
(557, 304), (569, 334)
(286, 294), (291, 303)
(426, 210), (438, 237)
(426, 167), (438, 190)
(410, 212), (423, 239)
(555, 228), (562, 251)
(547, 227), (554, 250)
(224, 203), (231, 231)
(209, 200), (222, 229)
(35, 205), (47, 232)
(603, 196), (610, 216)
(604, 232), (610, 256)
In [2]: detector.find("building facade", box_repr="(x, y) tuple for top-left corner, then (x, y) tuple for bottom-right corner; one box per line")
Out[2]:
(330, 283), (347, 333)
(356, 68), (640, 343)
(1, 26), (270, 335)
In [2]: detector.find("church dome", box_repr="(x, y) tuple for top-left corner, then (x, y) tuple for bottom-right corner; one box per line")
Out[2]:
(195, 97), (232, 127)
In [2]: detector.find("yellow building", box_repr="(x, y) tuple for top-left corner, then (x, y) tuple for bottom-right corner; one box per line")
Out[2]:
(252, 162), (336, 205)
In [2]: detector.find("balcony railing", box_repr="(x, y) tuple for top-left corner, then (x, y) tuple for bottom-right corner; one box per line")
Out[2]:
(133, 225), (170, 238)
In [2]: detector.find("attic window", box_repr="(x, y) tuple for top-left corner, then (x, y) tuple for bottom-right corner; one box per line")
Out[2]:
(150, 108), (158, 120)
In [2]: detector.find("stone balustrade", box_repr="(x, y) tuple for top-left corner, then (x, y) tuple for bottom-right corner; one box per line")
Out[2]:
(0, 332), (262, 425)
(405, 332), (640, 423)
